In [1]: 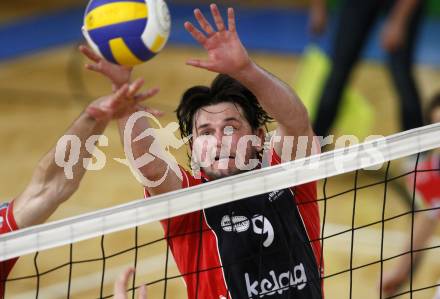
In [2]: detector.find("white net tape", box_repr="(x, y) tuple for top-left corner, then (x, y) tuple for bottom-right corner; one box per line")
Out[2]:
(1, 123), (439, 262)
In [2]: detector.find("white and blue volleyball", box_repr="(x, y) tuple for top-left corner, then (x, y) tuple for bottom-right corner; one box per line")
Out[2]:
(82, 0), (171, 66)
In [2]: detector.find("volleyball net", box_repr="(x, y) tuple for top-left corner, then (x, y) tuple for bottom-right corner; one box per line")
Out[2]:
(1, 123), (440, 298)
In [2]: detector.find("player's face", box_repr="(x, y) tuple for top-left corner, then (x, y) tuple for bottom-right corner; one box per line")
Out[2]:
(191, 102), (264, 180)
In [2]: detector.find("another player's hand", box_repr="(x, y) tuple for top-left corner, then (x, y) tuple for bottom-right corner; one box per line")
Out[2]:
(113, 267), (147, 299)
(381, 19), (406, 53)
(184, 4), (251, 77)
(380, 269), (407, 297)
(79, 45), (133, 90)
(86, 78), (162, 122)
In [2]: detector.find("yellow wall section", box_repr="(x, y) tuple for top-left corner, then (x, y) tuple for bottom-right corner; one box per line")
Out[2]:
(85, 2), (148, 30)
(109, 37), (143, 66)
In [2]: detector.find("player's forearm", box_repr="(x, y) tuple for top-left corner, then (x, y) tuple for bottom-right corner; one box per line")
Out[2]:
(35, 112), (107, 195)
(233, 61), (311, 136)
(390, 0), (420, 26)
(14, 112), (108, 228)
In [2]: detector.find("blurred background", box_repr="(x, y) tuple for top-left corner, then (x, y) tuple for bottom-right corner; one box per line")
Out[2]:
(1, 0), (439, 298)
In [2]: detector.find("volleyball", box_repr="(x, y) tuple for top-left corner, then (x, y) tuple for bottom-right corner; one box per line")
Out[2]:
(82, 0), (171, 66)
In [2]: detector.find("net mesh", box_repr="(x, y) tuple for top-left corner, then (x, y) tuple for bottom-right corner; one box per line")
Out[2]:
(1, 124), (440, 299)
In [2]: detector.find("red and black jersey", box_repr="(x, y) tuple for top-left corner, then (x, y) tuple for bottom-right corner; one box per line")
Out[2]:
(145, 151), (323, 299)
(0, 201), (19, 299)
(410, 154), (440, 219)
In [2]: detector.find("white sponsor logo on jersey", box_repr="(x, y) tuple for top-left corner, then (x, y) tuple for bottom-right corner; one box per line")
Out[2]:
(245, 263), (307, 297)
(268, 190), (285, 202)
(221, 215), (250, 233)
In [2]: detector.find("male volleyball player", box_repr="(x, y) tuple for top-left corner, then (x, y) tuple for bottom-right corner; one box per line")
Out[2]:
(381, 95), (440, 297)
(0, 80), (157, 298)
(81, 4), (323, 298)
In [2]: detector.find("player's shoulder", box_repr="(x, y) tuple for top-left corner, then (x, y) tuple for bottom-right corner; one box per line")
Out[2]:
(143, 164), (202, 199)
(180, 167), (204, 188)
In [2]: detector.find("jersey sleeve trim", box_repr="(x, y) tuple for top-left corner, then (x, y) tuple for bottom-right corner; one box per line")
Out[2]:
(6, 200), (19, 231)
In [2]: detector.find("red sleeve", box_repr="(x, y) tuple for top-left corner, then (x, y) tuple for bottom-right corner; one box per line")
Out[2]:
(143, 166), (202, 237)
(0, 201), (20, 297)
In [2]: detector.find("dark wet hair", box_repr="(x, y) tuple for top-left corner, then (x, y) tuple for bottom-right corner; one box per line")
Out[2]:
(426, 93), (440, 125)
(176, 74), (273, 140)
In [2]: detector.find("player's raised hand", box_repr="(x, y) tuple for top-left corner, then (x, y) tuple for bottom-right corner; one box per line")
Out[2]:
(79, 45), (132, 89)
(86, 78), (162, 122)
(113, 267), (147, 299)
(184, 4), (251, 76)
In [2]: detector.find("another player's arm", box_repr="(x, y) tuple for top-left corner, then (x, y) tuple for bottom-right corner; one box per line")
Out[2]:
(184, 4), (315, 161)
(13, 114), (107, 228)
(13, 81), (151, 229)
(381, 0), (421, 52)
(381, 212), (437, 295)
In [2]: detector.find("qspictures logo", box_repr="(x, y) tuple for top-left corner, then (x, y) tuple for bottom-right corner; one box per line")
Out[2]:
(54, 112), (387, 187)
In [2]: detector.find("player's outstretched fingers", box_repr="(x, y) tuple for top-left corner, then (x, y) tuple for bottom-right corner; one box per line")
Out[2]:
(210, 4), (225, 32)
(109, 84), (130, 109)
(133, 88), (160, 103)
(114, 267), (135, 298)
(137, 284), (147, 299)
(79, 44), (101, 63)
(194, 9), (215, 36)
(186, 58), (215, 71)
(184, 21), (207, 45)
(86, 106), (110, 121)
(227, 7), (236, 32)
(84, 63), (102, 73)
(137, 104), (164, 118)
(127, 78), (145, 98)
